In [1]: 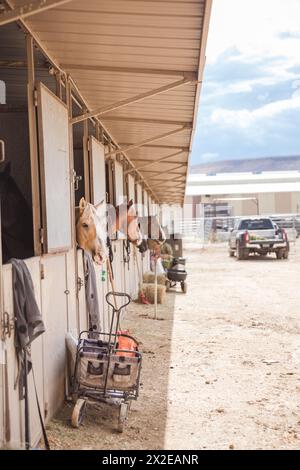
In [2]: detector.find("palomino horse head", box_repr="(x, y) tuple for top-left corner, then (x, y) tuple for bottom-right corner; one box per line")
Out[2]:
(76, 198), (107, 264)
(115, 199), (143, 246)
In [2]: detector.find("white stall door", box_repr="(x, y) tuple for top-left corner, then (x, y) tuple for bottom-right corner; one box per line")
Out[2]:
(89, 136), (106, 206)
(37, 83), (72, 254)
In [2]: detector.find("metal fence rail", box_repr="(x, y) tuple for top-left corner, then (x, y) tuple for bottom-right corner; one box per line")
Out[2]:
(173, 213), (300, 245)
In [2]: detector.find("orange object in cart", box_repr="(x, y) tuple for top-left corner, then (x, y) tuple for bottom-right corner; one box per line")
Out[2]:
(116, 331), (138, 357)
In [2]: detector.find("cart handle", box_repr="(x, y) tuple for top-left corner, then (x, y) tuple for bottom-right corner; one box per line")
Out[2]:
(105, 291), (131, 311)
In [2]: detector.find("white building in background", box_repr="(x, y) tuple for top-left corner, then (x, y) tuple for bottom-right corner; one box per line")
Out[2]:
(185, 171), (300, 217)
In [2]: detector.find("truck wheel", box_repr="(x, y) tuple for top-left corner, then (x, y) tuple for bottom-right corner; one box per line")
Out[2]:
(237, 242), (246, 260)
(229, 249), (235, 257)
(283, 250), (289, 260)
(276, 250), (283, 260)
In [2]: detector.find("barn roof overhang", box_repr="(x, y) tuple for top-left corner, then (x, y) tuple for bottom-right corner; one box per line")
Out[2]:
(0, 0), (212, 204)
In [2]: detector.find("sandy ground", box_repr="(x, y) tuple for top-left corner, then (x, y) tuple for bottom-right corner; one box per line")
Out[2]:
(47, 241), (300, 450)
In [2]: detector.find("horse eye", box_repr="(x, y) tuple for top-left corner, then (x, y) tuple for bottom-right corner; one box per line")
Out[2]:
(82, 223), (89, 228)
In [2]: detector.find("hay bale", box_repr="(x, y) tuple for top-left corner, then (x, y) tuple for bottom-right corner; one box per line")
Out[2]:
(143, 271), (166, 285)
(139, 283), (166, 304)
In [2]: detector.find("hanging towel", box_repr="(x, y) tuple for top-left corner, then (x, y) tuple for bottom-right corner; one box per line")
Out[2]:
(10, 258), (45, 399)
(84, 251), (101, 335)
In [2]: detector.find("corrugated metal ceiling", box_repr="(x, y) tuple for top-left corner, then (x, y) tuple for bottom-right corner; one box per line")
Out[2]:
(1, 0), (212, 204)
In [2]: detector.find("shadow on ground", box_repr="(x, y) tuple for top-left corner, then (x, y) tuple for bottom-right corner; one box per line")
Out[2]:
(46, 279), (178, 450)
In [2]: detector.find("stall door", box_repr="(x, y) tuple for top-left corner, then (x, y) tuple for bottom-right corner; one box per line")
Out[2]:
(136, 183), (143, 217)
(89, 136), (106, 206)
(112, 162), (125, 292)
(128, 174), (135, 202)
(135, 183), (144, 282)
(142, 191), (150, 272)
(143, 190), (149, 217)
(114, 161), (125, 206)
(1, 258), (44, 449)
(89, 137), (109, 326)
(41, 254), (68, 420)
(37, 83), (72, 254)
(0, 210), (4, 448)
(126, 175), (137, 297)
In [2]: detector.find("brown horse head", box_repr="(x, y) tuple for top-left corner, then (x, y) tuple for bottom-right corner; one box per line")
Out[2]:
(76, 197), (107, 264)
(138, 215), (166, 253)
(115, 199), (143, 246)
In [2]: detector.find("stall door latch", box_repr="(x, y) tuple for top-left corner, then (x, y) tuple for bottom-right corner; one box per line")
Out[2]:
(72, 170), (82, 191)
(77, 276), (84, 293)
(1, 312), (15, 340)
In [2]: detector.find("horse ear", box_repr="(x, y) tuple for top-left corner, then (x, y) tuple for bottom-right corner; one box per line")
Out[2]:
(79, 197), (87, 215)
(95, 199), (105, 211)
(95, 199), (104, 208)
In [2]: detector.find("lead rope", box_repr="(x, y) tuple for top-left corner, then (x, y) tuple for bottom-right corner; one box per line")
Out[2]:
(106, 255), (123, 332)
(133, 245), (142, 291)
(106, 236), (114, 279)
(31, 363), (50, 450)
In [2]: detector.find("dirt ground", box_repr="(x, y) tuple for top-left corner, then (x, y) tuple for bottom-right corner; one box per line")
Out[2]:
(47, 241), (300, 450)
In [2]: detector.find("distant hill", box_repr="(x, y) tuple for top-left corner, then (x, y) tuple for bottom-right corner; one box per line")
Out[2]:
(190, 156), (300, 174)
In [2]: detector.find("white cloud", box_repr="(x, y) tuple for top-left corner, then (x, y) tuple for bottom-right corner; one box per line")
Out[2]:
(211, 94), (300, 129)
(202, 70), (298, 103)
(207, 0), (300, 65)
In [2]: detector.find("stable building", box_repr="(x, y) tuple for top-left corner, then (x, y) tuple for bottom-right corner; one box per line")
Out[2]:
(185, 170), (300, 217)
(0, 0), (212, 449)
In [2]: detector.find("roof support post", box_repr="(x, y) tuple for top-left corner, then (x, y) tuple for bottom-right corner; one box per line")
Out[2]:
(26, 33), (41, 256)
(71, 75), (196, 125)
(66, 77), (77, 249)
(82, 108), (90, 202)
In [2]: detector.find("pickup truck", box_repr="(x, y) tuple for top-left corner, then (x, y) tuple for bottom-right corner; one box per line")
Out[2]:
(228, 217), (289, 260)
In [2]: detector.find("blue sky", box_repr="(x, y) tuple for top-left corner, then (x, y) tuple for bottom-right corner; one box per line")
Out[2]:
(191, 0), (300, 166)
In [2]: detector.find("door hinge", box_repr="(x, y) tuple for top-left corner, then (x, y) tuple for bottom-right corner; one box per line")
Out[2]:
(39, 227), (44, 245)
(1, 312), (14, 340)
(33, 89), (38, 107)
(40, 263), (45, 280)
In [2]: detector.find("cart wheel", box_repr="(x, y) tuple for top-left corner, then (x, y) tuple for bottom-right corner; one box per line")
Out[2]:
(117, 402), (129, 433)
(181, 281), (187, 294)
(71, 398), (86, 428)
(166, 280), (171, 292)
(71, 392), (78, 404)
